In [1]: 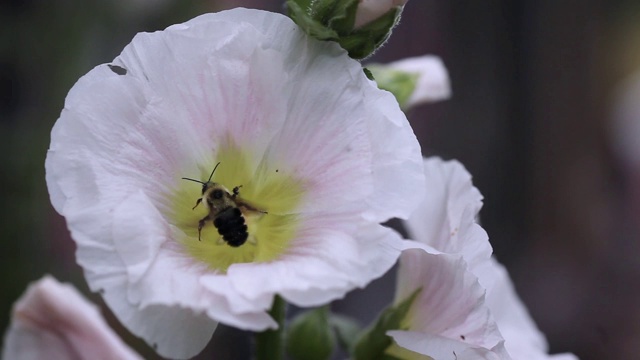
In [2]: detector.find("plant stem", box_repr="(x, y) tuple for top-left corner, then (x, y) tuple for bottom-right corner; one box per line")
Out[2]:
(255, 295), (287, 360)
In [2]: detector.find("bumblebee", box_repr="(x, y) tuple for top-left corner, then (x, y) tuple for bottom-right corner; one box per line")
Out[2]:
(182, 163), (265, 247)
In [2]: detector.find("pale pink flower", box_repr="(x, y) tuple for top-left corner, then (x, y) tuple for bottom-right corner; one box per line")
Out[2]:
(2, 276), (141, 360)
(390, 158), (578, 359)
(388, 55), (451, 108)
(45, 8), (424, 358)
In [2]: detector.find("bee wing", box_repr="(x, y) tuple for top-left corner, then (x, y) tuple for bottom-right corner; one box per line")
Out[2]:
(236, 199), (267, 214)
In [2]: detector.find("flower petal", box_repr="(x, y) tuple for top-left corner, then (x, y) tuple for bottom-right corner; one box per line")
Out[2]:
(405, 157), (492, 269)
(226, 222), (403, 307)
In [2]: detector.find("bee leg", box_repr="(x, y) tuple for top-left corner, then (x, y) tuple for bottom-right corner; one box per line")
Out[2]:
(197, 215), (211, 241)
(232, 185), (242, 198)
(192, 198), (202, 210)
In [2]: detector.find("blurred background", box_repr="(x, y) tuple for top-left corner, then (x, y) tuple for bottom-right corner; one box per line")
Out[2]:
(1, 0), (639, 359)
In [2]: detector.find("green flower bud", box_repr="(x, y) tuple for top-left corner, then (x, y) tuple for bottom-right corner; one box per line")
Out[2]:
(286, 307), (336, 360)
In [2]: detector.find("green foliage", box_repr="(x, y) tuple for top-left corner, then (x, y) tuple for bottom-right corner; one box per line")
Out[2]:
(352, 289), (421, 360)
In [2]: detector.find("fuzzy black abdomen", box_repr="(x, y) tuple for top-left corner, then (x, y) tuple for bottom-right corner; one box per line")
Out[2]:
(214, 207), (248, 247)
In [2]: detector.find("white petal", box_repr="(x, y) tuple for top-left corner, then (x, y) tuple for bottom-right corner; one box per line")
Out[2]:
(99, 274), (218, 359)
(388, 55), (451, 107)
(226, 222), (403, 307)
(2, 276), (141, 360)
(405, 157), (492, 270)
(363, 85), (425, 222)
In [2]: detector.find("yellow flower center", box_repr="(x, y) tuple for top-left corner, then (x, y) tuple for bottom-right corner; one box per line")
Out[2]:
(169, 141), (306, 272)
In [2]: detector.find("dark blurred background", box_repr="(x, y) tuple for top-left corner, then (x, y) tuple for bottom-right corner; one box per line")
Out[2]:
(2, 0), (640, 359)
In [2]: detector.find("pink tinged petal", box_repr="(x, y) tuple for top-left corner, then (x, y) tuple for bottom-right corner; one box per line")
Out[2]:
(388, 55), (451, 107)
(406, 157), (492, 270)
(476, 259), (579, 360)
(1, 276), (141, 360)
(394, 249), (507, 357)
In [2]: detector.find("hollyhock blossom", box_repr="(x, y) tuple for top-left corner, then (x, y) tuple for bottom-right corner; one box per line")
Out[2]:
(368, 55), (450, 111)
(2, 276), (141, 360)
(45, 8), (423, 358)
(388, 55), (451, 108)
(389, 158), (577, 359)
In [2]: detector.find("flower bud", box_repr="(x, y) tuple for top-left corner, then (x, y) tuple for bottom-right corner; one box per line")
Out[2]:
(354, 0), (408, 28)
(287, 0), (407, 59)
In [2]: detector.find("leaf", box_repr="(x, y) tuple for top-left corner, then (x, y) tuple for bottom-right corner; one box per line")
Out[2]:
(352, 289), (421, 360)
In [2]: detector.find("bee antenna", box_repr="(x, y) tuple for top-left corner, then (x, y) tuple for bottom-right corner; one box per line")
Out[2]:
(181, 177), (205, 185)
(207, 162), (221, 182)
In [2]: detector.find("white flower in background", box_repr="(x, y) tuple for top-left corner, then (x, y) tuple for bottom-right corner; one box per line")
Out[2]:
(355, 0), (408, 28)
(388, 158), (578, 359)
(45, 8), (423, 359)
(367, 55), (450, 110)
(388, 55), (451, 108)
(2, 276), (141, 360)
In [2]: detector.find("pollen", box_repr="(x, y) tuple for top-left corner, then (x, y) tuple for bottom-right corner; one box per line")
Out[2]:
(168, 141), (306, 272)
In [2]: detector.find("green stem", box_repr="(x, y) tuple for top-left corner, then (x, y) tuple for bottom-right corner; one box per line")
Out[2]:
(255, 295), (287, 360)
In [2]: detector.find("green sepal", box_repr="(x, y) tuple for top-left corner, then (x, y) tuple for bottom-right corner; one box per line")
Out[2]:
(337, 7), (402, 59)
(363, 67), (375, 81)
(287, 0), (340, 41)
(286, 0), (402, 59)
(286, 307), (336, 360)
(366, 65), (419, 108)
(328, 313), (361, 353)
(352, 289), (421, 360)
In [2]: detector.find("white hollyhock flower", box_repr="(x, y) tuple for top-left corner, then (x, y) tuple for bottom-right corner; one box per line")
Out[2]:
(2, 276), (141, 360)
(388, 55), (451, 108)
(389, 158), (577, 359)
(45, 8), (423, 359)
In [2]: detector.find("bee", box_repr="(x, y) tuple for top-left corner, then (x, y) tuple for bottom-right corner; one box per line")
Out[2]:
(182, 163), (265, 247)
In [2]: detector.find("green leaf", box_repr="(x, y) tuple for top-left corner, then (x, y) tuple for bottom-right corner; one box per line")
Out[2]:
(286, 307), (336, 360)
(352, 289), (421, 360)
(366, 65), (419, 108)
